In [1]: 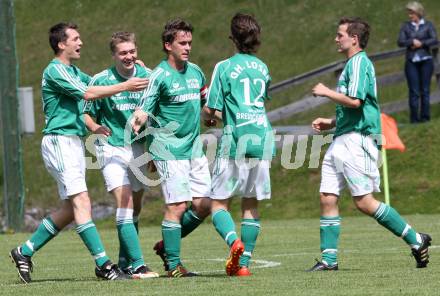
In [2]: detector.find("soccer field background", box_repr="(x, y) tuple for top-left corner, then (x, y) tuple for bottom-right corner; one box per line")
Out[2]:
(2, 1), (440, 292)
(1, 215), (438, 295)
(3, 0), (440, 217)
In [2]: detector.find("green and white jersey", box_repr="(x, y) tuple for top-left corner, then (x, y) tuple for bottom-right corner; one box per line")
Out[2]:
(42, 59), (91, 136)
(84, 64), (151, 146)
(140, 60), (207, 160)
(335, 51), (381, 137)
(206, 53), (274, 160)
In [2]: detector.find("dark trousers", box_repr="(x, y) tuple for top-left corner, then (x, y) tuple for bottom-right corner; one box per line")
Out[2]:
(405, 58), (434, 123)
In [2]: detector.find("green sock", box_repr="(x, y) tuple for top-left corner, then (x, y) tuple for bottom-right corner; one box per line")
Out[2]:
(116, 209), (144, 270)
(181, 208), (203, 238)
(118, 242), (129, 270)
(21, 217), (59, 257)
(118, 215), (140, 269)
(239, 218), (260, 267)
(212, 209), (238, 247)
(133, 216), (139, 234)
(374, 202), (421, 248)
(320, 216), (341, 266)
(162, 220), (182, 270)
(76, 221), (110, 267)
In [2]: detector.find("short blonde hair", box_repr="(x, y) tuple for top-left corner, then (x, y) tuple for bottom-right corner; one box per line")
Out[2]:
(406, 1), (424, 17)
(109, 32), (136, 54)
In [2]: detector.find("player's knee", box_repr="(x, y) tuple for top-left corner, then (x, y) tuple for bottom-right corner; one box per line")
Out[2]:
(119, 194), (133, 209)
(167, 202), (187, 217)
(211, 199), (229, 213)
(320, 193), (338, 208)
(354, 200), (369, 214)
(353, 194), (378, 215)
(71, 192), (92, 211)
(192, 197), (211, 219)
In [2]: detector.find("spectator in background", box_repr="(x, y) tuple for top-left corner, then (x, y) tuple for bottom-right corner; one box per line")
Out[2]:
(398, 1), (438, 123)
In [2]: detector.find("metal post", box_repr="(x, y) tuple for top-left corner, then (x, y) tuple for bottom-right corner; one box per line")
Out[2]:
(0, 0), (25, 232)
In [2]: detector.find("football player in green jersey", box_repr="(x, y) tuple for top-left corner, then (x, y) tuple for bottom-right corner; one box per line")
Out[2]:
(84, 32), (158, 279)
(131, 19), (211, 277)
(307, 17), (431, 271)
(203, 13), (274, 276)
(10, 23), (148, 283)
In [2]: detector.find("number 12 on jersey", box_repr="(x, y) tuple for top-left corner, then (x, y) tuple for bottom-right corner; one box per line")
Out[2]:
(240, 78), (266, 108)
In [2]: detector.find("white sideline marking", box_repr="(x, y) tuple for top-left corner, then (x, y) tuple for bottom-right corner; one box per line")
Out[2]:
(195, 258), (281, 274)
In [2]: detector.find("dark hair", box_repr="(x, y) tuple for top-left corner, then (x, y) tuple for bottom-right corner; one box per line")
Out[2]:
(162, 18), (193, 53)
(339, 17), (370, 49)
(49, 22), (78, 54)
(230, 13), (261, 54)
(110, 31), (136, 54)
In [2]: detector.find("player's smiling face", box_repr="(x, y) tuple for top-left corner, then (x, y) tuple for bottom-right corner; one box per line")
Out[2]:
(166, 31), (192, 64)
(113, 41), (137, 71)
(335, 24), (355, 54)
(60, 28), (82, 61)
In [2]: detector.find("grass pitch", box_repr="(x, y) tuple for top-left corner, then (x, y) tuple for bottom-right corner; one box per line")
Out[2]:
(1, 214), (439, 296)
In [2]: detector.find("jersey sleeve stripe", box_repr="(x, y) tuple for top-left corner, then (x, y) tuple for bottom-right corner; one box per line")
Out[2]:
(138, 68), (163, 108)
(89, 70), (108, 86)
(54, 64), (88, 93)
(56, 64), (87, 92)
(354, 56), (362, 97)
(207, 59), (229, 108)
(46, 68), (84, 100)
(348, 56), (356, 97)
(349, 56), (361, 97)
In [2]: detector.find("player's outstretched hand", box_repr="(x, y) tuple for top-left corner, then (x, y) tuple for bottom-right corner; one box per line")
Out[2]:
(312, 83), (330, 97)
(312, 117), (335, 132)
(92, 125), (112, 137)
(131, 109), (148, 134)
(125, 77), (149, 92)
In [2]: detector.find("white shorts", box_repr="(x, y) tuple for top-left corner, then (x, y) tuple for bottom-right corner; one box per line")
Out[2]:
(154, 156), (211, 204)
(41, 134), (87, 199)
(320, 132), (381, 197)
(96, 141), (148, 192)
(211, 158), (271, 200)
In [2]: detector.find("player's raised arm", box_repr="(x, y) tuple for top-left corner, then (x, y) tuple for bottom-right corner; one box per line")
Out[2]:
(312, 83), (362, 108)
(311, 117), (336, 132)
(84, 77), (149, 101)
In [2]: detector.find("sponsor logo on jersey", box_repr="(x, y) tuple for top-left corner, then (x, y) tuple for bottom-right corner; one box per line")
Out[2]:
(186, 78), (200, 89)
(112, 103), (137, 111)
(111, 92), (142, 100)
(170, 81), (185, 93)
(171, 92), (200, 102)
